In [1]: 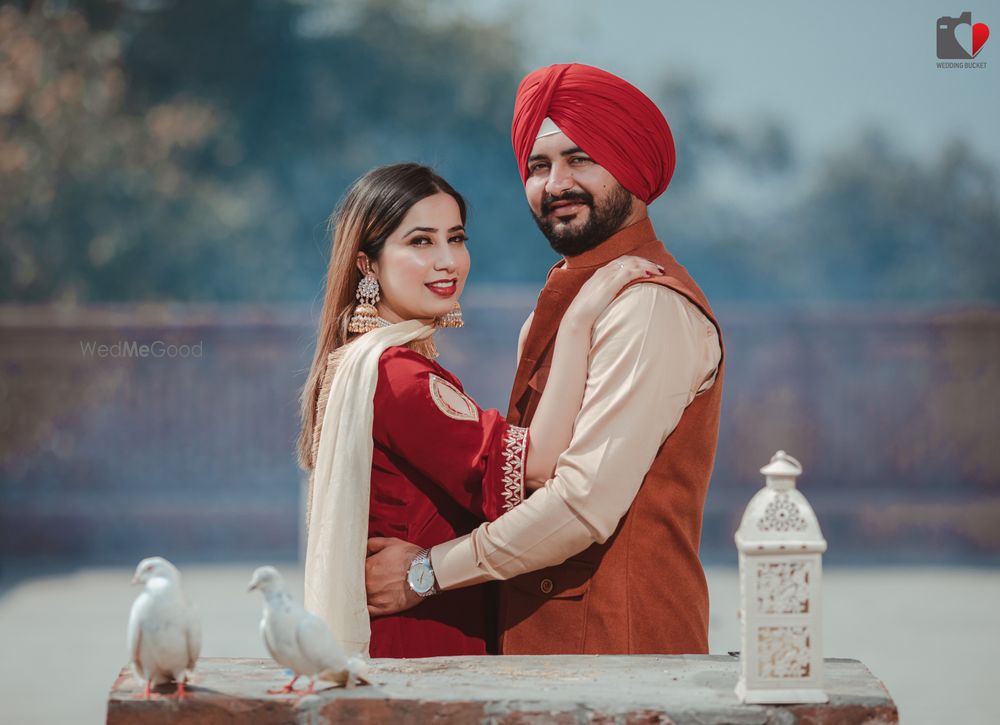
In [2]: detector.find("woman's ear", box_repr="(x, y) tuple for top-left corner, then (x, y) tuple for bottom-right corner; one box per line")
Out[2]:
(356, 253), (371, 277)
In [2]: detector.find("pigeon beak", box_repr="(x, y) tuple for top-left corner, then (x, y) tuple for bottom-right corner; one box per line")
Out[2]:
(247, 582), (257, 592)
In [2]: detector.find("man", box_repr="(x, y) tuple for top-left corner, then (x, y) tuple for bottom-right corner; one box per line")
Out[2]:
(366, 63), (724, 654)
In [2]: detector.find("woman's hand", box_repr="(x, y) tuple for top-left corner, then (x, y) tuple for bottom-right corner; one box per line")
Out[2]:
(563, 256), (663, 330)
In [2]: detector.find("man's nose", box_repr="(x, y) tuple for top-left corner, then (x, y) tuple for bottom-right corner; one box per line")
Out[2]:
(544, 162), (575, 197)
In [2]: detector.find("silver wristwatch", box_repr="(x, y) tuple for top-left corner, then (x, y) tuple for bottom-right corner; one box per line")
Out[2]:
(406, 548), (439, 598)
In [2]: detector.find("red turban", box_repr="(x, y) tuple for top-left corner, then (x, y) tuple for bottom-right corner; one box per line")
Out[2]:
(511, 63), (676, 205)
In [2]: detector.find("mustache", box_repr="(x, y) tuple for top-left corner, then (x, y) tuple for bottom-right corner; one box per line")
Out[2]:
(540, 191), (594, 216)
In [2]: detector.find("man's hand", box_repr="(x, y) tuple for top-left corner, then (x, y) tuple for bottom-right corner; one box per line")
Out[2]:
(365, 537), (424, 616)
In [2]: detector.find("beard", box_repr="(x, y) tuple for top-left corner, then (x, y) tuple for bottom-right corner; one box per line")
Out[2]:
(531, 183), (634, 257)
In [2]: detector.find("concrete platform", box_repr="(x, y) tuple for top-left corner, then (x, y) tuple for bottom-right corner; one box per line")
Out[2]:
(107, 655), (897, 724)
(2, 564), (997, 724)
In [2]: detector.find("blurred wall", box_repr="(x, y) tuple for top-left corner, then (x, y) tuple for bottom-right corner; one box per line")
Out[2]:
(2, 298), (997, 566)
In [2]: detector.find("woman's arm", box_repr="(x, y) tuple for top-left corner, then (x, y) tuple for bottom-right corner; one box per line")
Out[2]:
(524, 255), (662, 481)
(371, 347), (529, 522)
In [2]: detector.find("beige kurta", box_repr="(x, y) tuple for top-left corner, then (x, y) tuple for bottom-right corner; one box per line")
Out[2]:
(431, 282), (722, 588)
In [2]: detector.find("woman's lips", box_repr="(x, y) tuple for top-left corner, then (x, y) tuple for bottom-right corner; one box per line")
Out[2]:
(426, 280), (457, 297)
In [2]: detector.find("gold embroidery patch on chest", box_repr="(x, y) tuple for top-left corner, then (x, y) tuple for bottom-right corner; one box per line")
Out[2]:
(428, 373), (479, 422)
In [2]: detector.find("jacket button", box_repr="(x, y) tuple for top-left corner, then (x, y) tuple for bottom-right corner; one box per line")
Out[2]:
(539, 578), (553, 594)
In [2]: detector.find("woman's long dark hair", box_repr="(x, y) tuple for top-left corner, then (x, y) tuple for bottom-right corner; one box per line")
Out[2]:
(297, 163), (466, 470)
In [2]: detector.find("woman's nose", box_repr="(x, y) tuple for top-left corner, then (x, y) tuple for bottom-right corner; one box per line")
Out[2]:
(434, 243), (457, 271)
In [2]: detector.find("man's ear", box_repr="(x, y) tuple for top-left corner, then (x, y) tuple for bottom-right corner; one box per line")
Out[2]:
(629, 196), (647, 221)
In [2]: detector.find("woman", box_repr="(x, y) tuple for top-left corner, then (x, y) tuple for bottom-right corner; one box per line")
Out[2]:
(298, 163), (660, 659)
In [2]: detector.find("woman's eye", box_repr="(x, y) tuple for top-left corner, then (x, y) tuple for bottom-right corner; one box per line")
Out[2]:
(449, 235), (468, 245)
(410, 236), (432, 246)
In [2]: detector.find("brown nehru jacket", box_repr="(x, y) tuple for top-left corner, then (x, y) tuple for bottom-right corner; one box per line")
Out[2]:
(499, 218), (725, 654)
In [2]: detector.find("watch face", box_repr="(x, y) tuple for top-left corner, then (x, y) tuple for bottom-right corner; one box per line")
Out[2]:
(408, 562), (433, 594)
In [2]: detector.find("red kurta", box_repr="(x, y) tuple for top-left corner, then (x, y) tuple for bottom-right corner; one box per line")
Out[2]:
(367, 346), (527, 657)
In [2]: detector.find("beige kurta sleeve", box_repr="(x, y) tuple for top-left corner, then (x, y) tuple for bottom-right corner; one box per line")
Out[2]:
(516, 311), (534, 363)
(431, 283), (722, 589)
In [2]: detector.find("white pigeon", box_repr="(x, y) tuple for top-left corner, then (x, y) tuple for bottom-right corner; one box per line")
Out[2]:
(127, 556), (202, 699)
(248, 566), (369, 694)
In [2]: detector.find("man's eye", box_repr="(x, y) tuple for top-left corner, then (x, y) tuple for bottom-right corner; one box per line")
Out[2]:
(529, 163), (549, 175)
(570, 156), (591, 165)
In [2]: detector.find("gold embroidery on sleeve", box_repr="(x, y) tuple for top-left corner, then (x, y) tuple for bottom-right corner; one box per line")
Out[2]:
(500, 425), (528, 512)
(428, 373), (479, 422)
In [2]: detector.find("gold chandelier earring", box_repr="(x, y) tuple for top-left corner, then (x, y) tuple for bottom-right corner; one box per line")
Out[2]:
(435, 302), (464, 329)
(348, 272), (382, 334)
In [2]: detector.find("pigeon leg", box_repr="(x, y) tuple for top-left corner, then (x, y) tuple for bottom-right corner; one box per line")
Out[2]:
(301, 678), (317, 696)
(171, 677), (190, 700)
(132, 680), (154, 700)
(267, 674), (301, 695)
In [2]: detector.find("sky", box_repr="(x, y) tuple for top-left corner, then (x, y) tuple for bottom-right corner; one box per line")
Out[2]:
(453, 0), (1000, 170)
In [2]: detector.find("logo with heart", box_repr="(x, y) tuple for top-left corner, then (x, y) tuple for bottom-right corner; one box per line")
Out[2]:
(937, 11), (990, 59)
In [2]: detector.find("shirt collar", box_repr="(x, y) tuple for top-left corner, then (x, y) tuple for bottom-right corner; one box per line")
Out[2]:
(562, 217), (657, 269)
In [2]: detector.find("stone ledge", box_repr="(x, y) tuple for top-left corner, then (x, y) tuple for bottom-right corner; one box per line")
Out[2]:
(107, 655), (898, 724)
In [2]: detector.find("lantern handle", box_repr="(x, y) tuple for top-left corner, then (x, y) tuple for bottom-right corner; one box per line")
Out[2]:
(771, 450), (802, 470)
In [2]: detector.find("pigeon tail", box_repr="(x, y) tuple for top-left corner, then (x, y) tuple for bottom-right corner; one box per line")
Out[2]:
(318, 656), (370, 688)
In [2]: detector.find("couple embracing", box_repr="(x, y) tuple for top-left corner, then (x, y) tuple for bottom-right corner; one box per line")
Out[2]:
(297, 64), (724, 659)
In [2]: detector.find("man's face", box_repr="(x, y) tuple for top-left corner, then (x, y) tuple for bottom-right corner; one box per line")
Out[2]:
(525, 132), (634, 256)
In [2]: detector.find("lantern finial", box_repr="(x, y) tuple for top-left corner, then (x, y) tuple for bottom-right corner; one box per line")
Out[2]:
(760, 450), (802, 491)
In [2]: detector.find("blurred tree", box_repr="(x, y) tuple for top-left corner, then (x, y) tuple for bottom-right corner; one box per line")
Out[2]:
(1, 1), (997, 304)
(0, 0), (533, 303)
(651, 75), (803, 302)
(0, 3), (217, 303)
(652, 79), (999, 305)
(656, 75), (795, 193)
(773, 129), (1000, 303)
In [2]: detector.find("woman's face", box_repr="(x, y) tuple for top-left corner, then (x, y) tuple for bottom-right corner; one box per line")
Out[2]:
(362, 192), (470, 324)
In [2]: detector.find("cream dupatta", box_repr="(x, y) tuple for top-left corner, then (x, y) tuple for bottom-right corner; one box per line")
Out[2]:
(303, 319), (435, 656)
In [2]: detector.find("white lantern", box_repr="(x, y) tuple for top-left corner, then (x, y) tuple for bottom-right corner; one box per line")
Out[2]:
(734, 451), (828, 704)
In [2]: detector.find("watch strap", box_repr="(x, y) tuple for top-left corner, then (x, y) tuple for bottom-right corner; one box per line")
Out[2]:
(409, 547), (439, 597)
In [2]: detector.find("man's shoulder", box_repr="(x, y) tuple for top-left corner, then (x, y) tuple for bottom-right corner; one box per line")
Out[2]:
(604, 282), (715, 333)
(593, 283), (722, 396)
